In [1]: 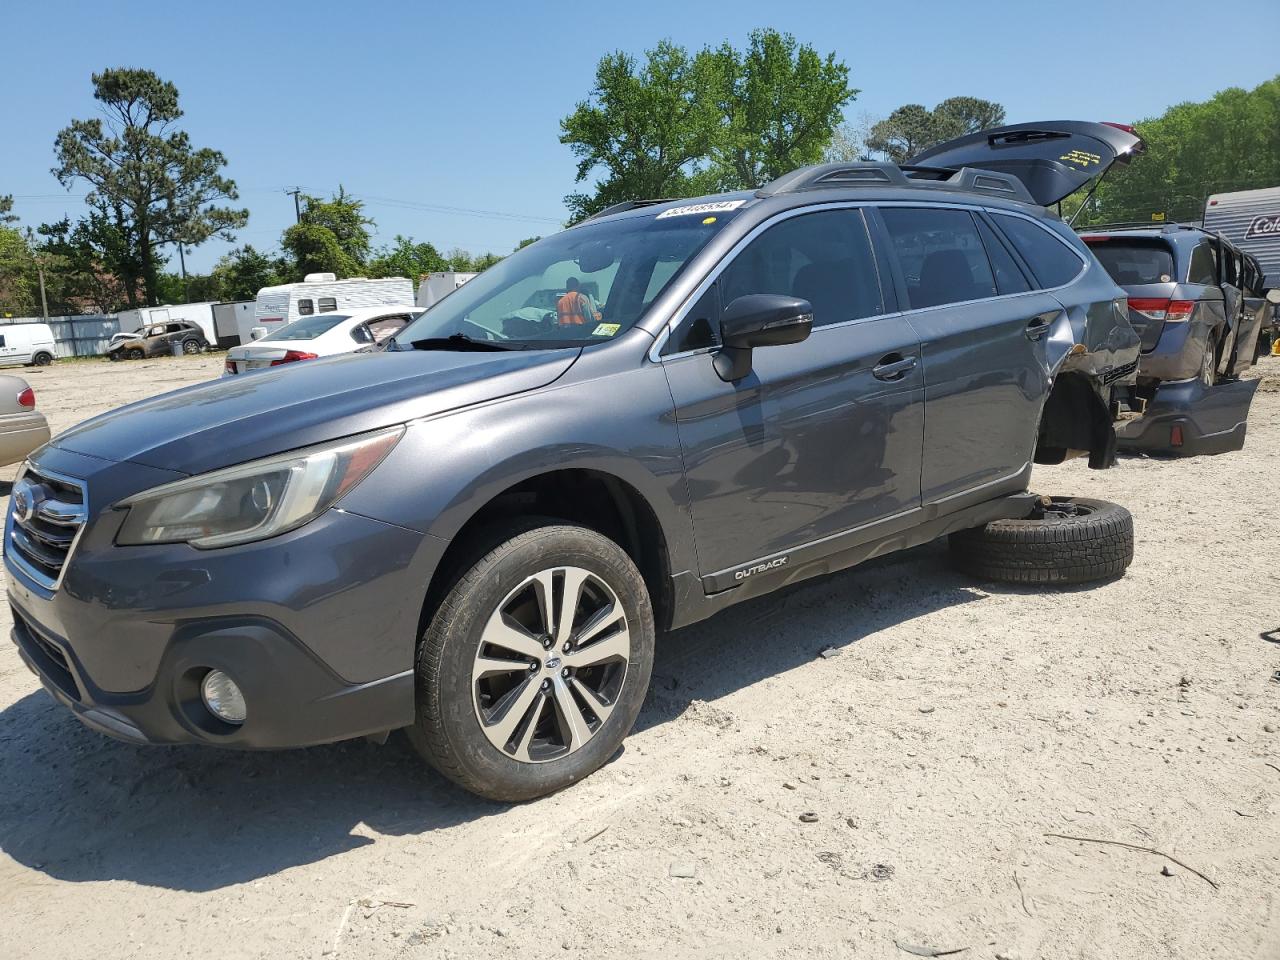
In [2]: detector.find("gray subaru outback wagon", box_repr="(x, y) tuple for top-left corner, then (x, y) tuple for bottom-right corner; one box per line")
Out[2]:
(8, 121), (1144, 800)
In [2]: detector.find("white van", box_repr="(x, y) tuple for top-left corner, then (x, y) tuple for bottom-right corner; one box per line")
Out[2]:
(252, 274), (414, 339)
(0, 324), (57, 367)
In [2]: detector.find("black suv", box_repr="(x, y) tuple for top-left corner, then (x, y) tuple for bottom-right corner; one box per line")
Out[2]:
(11, 122), (1147, 801)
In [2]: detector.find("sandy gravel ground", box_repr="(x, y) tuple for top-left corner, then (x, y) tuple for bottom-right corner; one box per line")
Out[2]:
(0, 354), (1277, 960)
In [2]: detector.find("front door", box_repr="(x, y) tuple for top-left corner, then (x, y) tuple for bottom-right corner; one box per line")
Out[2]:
(661, 207), (924, 583)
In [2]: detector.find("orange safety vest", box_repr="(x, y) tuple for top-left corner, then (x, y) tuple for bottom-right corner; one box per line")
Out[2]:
(556, 290), (598, 325)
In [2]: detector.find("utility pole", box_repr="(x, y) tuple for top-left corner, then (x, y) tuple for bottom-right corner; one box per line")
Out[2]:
(177, 242), (189, 302)
(285, 187), (303, 223)
(25, 229), (49, 319)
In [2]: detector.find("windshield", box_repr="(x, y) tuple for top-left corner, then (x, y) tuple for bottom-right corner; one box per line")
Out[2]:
(1083, 238), (1175, 285)
(264, 314), (350, 342)
(396, 205), (744, 349)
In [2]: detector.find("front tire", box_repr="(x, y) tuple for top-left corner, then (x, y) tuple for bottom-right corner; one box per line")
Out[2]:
(407, 523), (655, 801)
(126, 348), (144, 361)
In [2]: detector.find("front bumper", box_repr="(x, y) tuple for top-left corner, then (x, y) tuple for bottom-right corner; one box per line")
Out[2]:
(6, 446), (445, 749)
(11, 608), (414, 747)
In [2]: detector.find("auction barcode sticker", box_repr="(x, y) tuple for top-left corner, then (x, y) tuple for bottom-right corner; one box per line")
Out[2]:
(656, 200), (747, 219)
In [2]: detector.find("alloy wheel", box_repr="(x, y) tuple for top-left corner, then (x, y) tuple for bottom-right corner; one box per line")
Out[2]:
(471, 566), (630, 764)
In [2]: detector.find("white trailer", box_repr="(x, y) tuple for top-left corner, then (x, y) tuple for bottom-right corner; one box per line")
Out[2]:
(253, 274), (415, 337)
(211, 300), (257, 348)
(116, 302), (218, 344)
(1203, 186), (1280, 287)
(416, 272), (477, 308)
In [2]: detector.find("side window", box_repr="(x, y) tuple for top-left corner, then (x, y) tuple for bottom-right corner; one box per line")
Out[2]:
(1187, 241), (1217, 285)
(665, 284), (721, 354)
(880, 207), (997, 309)
(0, 335), (6, 348)
(148, 325), (166, 337)
(719, 209), (884, 327)
(991, 214), (1084, 288)
(976, 217), (1031, 295)
(366, 314), (410, 343)
(167, 323), (183, 334)
(297, 299), (315, 316)
(318, 297), (337, 313)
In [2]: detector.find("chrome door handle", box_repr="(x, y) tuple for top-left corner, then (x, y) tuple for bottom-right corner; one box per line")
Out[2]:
(872, 354), (918, 381)
(1025, 316), (1053, 340)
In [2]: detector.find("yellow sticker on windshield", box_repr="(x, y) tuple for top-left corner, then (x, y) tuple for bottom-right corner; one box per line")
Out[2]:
(702, 216), (717, 224)
(592, 322), (621, 337)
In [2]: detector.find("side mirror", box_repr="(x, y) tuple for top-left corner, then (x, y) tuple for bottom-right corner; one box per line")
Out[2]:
(1266, 288), (1280, 305)
(713, 294), (813, 382)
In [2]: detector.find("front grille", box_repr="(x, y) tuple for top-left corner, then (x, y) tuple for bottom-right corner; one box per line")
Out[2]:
(7, 464), (87, 591)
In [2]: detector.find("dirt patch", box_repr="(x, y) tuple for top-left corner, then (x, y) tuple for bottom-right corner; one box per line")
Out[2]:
(0, 354), (1278, 959)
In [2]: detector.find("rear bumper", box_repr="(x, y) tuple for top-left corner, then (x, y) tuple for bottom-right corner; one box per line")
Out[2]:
(0, 411), (50, 467)
(1116, 376), (1259, 457)
(11, 607), (414, 748)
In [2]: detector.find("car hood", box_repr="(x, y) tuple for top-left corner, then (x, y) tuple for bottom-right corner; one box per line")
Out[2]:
(53, 347), (580, 475)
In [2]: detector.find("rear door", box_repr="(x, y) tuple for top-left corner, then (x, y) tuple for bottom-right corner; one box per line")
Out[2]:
(873, 205), (1067, 504)
(661, 206), (925, 586)
(909, 121), (1146, 207)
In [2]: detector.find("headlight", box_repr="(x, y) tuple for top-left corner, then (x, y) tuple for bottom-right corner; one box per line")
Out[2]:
(116, 426), (403, 548)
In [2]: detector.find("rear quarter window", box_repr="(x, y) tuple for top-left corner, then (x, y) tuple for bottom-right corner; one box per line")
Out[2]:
(1083, 237), (1177, 286)
(993, 214), (1084, 288)
(1186, 241), (1217, 285)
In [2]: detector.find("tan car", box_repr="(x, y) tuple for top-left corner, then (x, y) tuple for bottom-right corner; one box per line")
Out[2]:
(0, 373), (50, 467)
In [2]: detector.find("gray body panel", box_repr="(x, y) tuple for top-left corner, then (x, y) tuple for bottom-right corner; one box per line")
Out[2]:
(8, 177), (1141, 751)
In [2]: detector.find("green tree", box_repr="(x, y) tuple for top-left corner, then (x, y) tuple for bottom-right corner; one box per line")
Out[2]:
(865, 97), (1006, 162)
(281, 187), (373, 279)
(560, 40), (723, 222)
(0, 227), (38, 316)
(1075, 76), (1280, 226)
(706, 29), (856, 189)
(53, 68), (248, 307)
(515, 236), (541, 250)
(37, 214), (134, 312)
(366, 235), (448, 280)
(470, 252), (502, 271)
(0, 195), (17, 225)
(212, 244), (289, 301)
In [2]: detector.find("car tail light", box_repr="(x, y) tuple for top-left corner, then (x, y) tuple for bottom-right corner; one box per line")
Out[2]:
(16, 387), (34, 408)
(1127, 298), (1195, 322)
(1170, 425), (1184, 447)
(269, 350), (319, 366)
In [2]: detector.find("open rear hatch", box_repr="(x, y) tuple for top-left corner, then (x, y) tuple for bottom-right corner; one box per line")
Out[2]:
(909, 121), (1146, 207)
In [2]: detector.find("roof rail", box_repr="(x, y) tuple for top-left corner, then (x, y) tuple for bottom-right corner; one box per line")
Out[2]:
(581, 198), (675, 222)
(757, 161), (1035, 205)
(1076, 221), (1201, 234)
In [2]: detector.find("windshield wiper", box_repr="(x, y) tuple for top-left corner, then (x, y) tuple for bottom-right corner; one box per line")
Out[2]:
(409, 333), (515, 352)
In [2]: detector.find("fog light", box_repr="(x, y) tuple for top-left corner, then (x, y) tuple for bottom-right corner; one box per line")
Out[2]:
(201, 670), (247, 724)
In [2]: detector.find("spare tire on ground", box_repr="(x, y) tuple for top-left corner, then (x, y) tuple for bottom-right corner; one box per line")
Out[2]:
(949, 496), (1134, 585)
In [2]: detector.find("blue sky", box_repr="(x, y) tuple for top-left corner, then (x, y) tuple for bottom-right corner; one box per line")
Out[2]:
(4, 0), (1278, 273)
